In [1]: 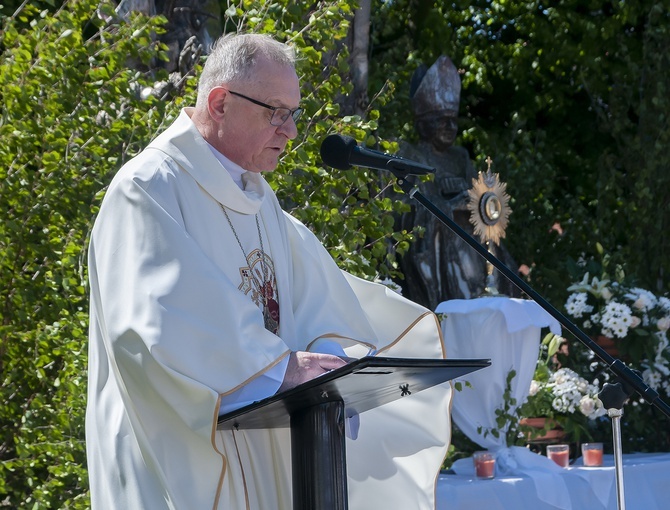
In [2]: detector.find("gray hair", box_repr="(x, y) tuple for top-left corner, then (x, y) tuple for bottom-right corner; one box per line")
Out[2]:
(196, 33), (296, 107)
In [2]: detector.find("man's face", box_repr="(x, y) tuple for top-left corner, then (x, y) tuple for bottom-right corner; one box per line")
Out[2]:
(216, 58), (301, 173)
(417, 111), (458, 152)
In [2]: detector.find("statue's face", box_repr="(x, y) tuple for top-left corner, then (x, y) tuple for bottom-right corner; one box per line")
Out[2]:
(416, 111), (458, 151)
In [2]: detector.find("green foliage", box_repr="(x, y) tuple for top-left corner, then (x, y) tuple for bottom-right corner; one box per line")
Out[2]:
(0, 1), (179, 507)
(477, 369), (521, 445)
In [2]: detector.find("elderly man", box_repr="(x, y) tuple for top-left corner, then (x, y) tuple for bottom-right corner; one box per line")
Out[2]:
(86, 33), (451, 510)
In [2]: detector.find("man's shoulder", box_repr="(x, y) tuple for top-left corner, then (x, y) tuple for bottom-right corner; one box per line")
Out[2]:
(112, 110), (200, 187)
(108, 147), (185, 196)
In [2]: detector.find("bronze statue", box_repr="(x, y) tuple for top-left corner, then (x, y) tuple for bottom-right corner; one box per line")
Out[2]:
(397, 56), (519, 310)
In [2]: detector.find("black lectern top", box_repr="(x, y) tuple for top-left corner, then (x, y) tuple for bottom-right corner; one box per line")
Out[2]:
(217, 356), (490, 430)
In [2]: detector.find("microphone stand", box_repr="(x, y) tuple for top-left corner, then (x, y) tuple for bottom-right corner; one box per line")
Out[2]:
(598, 380), (636, 510)
(389, 168), (670, 510)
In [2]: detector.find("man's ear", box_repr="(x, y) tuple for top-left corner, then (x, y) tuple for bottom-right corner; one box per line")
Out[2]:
(208, 87), (227, 121)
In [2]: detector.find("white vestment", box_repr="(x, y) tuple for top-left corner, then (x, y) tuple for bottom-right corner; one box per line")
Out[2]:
(86, 108), (453, 510)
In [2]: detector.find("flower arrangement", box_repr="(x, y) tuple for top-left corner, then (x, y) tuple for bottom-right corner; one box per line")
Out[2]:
(517, 358), (606, 443)
(565, 275), (670, 344)
(563, 266), (670, 399)
(548, 250), (670, 451)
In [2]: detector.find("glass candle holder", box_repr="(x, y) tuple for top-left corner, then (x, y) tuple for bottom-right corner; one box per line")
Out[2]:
(581, 442), (604, 467)
(547, 444), (570, 467)
(473, 451), (496, 479)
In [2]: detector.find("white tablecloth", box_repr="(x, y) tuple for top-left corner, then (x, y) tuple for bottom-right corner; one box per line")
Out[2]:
(437, 452), (670, 510)
(436, 297), (561, 449)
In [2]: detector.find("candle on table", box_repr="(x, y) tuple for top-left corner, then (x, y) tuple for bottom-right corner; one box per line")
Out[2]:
(473, 451), (496, 479)
(547, 444), (570, 467)
(581, 442), (604, 467)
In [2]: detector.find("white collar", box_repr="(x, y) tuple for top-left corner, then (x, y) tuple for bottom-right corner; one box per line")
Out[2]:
(207, 144), (247, 190)
(148, 108), (266, 214)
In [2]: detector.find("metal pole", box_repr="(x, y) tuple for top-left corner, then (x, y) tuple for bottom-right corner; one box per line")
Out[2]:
(609, 408), (627, 510)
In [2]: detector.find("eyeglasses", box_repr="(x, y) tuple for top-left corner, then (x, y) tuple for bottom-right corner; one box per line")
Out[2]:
(228, 90), (303, 127)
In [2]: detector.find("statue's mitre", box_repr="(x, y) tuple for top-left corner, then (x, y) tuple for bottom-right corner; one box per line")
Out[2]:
(410, 55), (461, 117)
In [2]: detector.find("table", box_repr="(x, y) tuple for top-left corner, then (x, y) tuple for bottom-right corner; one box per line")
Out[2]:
(436, 452), (670, 510)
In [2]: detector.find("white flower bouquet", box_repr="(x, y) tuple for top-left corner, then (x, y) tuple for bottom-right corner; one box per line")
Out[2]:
(564, 270), (670, 399)
(519, 363), (606, 442)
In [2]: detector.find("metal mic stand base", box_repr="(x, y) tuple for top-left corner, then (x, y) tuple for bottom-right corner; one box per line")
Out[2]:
(599, 380), (636, 510)
(608, 408), (626, 510)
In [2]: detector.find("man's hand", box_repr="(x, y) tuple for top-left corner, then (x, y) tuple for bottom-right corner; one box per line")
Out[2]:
(278, 351), (348, 393)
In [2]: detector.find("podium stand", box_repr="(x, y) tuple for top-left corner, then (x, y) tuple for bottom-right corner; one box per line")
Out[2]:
(217, 356), (490, 510)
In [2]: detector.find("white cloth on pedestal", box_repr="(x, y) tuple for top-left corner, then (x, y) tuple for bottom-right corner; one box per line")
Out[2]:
(436, 297), (561, 450)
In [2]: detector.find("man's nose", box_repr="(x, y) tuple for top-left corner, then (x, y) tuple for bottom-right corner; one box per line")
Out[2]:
(277, 116), (298, 139)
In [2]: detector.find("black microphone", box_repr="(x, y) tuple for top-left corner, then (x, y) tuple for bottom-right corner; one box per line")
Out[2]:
(320, 134), (435, 175)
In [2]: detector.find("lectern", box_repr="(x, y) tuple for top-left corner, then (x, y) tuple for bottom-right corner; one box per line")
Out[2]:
(217, 356), (490, 510)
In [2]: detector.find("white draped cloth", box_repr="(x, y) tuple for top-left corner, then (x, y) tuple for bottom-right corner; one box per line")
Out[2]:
(435, 297), (561, 450)
(86, 108), (453, 510)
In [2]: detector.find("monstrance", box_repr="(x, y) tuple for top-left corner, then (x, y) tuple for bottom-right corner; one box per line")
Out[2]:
(466, 157), (512, 295)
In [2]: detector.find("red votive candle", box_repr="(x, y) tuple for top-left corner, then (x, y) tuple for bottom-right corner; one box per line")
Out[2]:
(473, 451), (496, 479)
(581, 442), (604, 467)
(547, 444), (570, 467)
